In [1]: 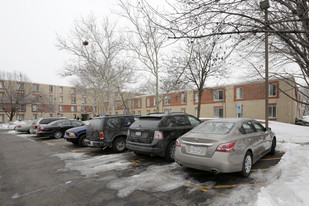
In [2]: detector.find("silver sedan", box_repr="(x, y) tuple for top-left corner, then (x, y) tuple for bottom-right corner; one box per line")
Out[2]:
(174, 118), (276, 177)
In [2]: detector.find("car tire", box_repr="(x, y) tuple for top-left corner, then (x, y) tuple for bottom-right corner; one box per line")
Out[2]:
(240, 151), (252, 178)
(165, 140), (176, 162)
(112, 137), (126, 153)
(78, 134), (87, 147)
(54, 131), (63, 139)
(268, 137), (276, 155)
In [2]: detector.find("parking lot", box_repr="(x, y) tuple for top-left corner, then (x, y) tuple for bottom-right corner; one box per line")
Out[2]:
(0, 130), (284, 206)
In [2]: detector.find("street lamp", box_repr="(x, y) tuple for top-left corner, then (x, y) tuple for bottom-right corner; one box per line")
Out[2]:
(260, 0), (270, 128)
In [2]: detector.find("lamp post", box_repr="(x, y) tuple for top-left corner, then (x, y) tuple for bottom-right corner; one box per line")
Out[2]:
(260, 0), (270, 128)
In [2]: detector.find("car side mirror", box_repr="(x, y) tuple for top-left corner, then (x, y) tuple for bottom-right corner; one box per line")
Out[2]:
(266, 127), (271, 132)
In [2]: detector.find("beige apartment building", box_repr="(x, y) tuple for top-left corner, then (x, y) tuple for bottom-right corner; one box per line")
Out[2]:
(114, 77), (302, 124)
(0, 76), (303, 124)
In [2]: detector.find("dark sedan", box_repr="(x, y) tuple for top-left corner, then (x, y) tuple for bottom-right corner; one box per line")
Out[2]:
(36, 119), (85, 138)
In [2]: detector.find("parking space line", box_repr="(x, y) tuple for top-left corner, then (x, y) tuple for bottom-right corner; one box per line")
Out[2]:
(42, 141), (55, 146)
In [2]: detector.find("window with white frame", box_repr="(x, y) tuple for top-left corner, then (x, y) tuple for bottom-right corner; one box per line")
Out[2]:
(214, 108), (224, 118)
(82, 90), (86, 96)
(82, 106), (86, 112)
(59, 87), (63, 93)
(71, 88), (76, 95)
(71, 97), (76, 104)
(19, 105), (25, 112)
(146, 97), (150, 107)
(236, 87), (243, 99)
(32, 105), (40, 112)
(33, 114), (38, 120)
(17, 83), (24, 91)
(138, 99), (141, 107)
(181, 93), (186, 104)
(71, 106), (77, 112)
(268, 105), (277, 118)
(131, 100), (135, 109)
(153, 98), (157, 107)
(59, 96), (63, 103)
(59, 105), (63, 112)
(0, 104), (4, 111)
(269, 83), (277, 97)
(82, 98), (87, 104)
(164, 96), (171, 106)
(0, 81), (4, 88)
(49, 86), (53, 92)
(49, 96), (53, 103)
(49, 105), (53, 112)
(195, 92), (199, 103)
(0, 114), (4, 122)
(0, 92), (3, 98)
(214, 90), (224, 101)
(16, 115), (24, 121)
(32, 84), (40, 91)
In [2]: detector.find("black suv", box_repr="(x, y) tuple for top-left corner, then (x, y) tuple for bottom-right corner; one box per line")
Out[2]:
(126, 113), (201, 161)
(85, 115), (138, 153)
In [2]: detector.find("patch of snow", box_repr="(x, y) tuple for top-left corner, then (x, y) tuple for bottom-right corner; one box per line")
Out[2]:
(53, 152), (132, 178)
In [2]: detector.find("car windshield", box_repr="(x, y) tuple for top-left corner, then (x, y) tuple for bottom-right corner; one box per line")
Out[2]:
(190, 121), (235, 134)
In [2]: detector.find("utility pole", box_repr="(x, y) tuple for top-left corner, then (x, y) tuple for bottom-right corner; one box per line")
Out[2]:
(260, 0), (270, 128)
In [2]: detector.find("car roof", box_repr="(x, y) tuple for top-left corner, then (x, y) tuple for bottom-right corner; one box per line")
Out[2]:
(206, 118), (255, 123)
(143, 112), (192, 118)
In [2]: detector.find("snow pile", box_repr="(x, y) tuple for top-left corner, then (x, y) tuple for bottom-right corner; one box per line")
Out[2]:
(0, 120), (32, 129)
(53, 152), (132, 178)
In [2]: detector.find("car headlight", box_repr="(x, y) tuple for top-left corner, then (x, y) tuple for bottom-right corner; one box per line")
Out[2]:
(69, 133), (76, 137)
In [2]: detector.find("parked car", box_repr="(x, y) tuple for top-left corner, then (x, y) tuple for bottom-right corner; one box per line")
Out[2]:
(126, 113), (201, 161)
(37, 119), (85, 138)
(174, 118), (276, 177)
(85, 115), (138, 152)
(64, 121), (91, 146)
(30, 117), (66, 134)
(14, 120), (34, 133)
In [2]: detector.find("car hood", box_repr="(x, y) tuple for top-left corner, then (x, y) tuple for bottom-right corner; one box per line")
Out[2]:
(66, 126), (87, 133)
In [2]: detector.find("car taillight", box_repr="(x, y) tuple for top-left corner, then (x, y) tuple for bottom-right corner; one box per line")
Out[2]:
(154, 131), (163, 140)
(18, 125), (22, 128)
(40, 127), (44, 131)
(99, 132), (104, 139)
(176, 139), (181, 147)
(216, 141), (237, 152)
(35, 125), (38, 129)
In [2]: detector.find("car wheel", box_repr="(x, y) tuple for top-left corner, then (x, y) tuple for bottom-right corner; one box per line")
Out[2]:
(240, 151), (252, 178)
(165, 140), (176, 162)
(78, 134), (87, 147)
(112, 137), (126, 153)
(53, 131), (63, 139)
(268, 137), (276, 155)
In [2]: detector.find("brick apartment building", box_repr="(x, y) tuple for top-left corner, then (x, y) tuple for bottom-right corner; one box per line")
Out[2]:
(0, 76), (303, 124)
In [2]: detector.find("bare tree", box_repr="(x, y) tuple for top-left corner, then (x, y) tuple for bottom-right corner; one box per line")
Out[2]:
(0, 71), (33, 121)
(118, 0), (171, 112)
(56, 15), (133, 115)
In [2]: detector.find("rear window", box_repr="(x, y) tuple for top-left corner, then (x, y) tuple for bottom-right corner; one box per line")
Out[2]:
(88, 119), (103, 130)
(40, 118), (60, 124)
(190, 121), (235, 135)
(131, 117), (162, 128)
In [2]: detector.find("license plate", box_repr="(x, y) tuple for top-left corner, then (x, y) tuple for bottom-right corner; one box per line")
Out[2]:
(190, 145), (202, 154)
(136, 131), (141, 136)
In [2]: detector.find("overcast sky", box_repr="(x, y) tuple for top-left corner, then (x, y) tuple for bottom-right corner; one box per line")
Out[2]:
(0, 0), (121, 86)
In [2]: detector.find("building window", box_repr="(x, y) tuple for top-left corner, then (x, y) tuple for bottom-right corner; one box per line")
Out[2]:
(153, 98), (157, 107)
(33, 114), (38, 120)
(59, 105), (63, 112)
(82, 90), (86, 96)
(16, 115), (24, 121)
(59, 96), (63, 103)
(181, 93), (186, 104)
(147, 110), (150, 114)
(131, 100), (135, 109)
(71, 97), (76, 104)
(82, 106), (86, 112)
(236, 87), (243, 99)
(19, 105), (25, 112)
(49, 86), (53, 93)
(49, 105), (53, 112)
(269, 105), (277, 118)
(146, 97), (150, 107)
(0, 81), (4, 89)
(71, 88), (76, 95)
(269, 83), (277, 97)
(195, 92), (199, 103)
(0, 104), (4, 111)
(214, 90), (224, 101)
(59, 87), (63, 93)
(164, 96), (171, 106)
(0, 92), (3, 98)
(82, 98), (87, 104)
(32, 84), (40, 91)
(0, 114), (4, 122)
(71, 106), (77, 112)
(181, 108), (186, 113)
(17, 83), (24, 91)
(32, 105), (40, 112)
(138, 99), (141, 107)
(49, 96), (53, 103)
(138, 111), (141, 115)
(214, 107), (224, 118)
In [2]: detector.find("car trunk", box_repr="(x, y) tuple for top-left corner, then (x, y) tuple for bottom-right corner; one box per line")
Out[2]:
(86, 119), (103, 141)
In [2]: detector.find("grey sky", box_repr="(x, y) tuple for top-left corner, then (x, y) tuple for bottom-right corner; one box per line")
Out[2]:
(0, 0), (119, 86)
